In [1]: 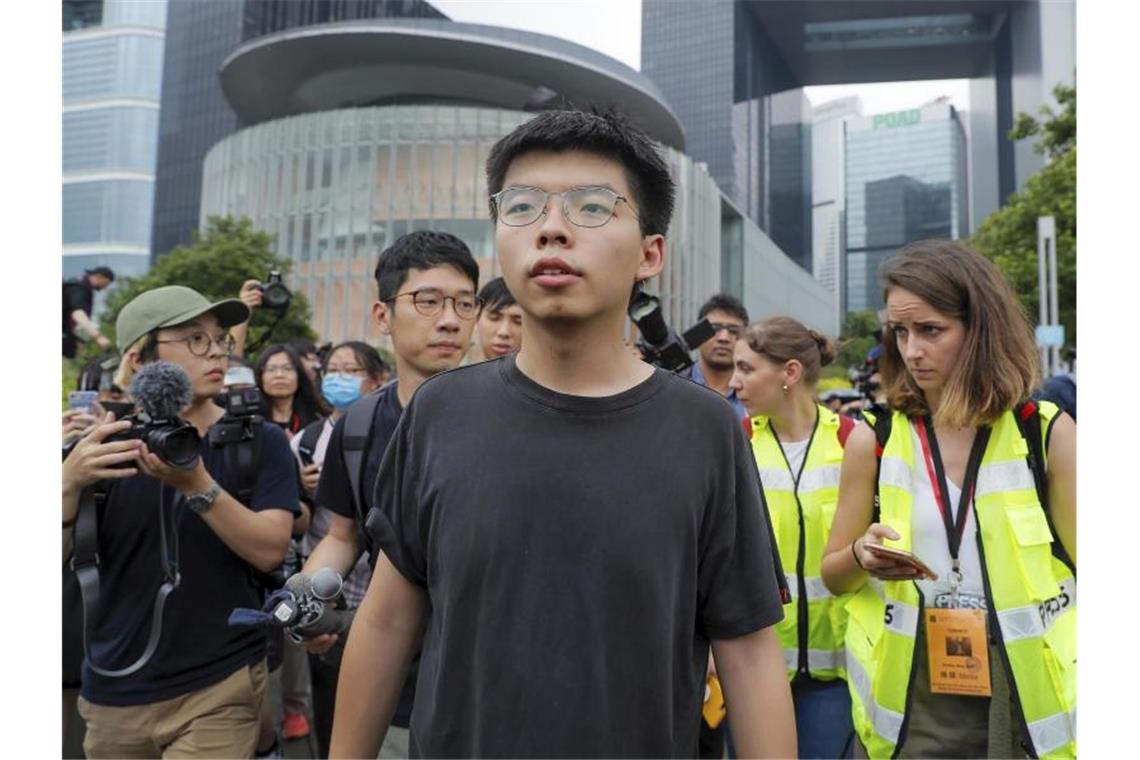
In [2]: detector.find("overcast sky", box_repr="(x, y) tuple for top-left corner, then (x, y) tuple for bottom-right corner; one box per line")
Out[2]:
(432, 0), (970, 115)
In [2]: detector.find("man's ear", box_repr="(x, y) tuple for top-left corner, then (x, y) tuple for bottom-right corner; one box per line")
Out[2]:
(372, 300), (392, 336)
(127, 347), (144, 371)
(635, 234), (666, 284)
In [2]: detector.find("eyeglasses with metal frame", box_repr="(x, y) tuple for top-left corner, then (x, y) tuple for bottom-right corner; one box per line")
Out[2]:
(155, 331), (236, 357)
(490, 185), (639, 228)
(387, 289), (482, 320)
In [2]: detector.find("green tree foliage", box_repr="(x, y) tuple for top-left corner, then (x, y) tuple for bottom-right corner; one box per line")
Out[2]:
(1010, 82), (1076, 158)
(838, 309), (881, 370)
(97, 216), (317, 359)
(971, 82), (1076, 349)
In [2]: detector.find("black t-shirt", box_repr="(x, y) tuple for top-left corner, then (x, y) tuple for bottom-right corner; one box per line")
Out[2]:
(316, 382), (403, 522)
(80, 419), (300, 706)
(62, 278), (93, 334)
(370, 356), (785, 758)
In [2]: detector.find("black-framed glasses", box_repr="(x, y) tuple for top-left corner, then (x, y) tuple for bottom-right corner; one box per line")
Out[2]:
(388, 289), (482, 320)
(155, 331), (235, 356)
(491, 185), (638, 228)
(709, 322), (744, 338)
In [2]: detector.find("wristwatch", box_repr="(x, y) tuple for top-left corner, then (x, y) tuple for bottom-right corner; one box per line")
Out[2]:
(183, 482), (223, 514)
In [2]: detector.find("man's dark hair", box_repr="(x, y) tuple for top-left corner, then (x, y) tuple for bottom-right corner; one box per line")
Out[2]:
(485, 109), (676, 237)
(698, 293), (749, 323)
(478, 276), (516, 313)
(86, 266), (114, 282)
(374, 231), (480, 302)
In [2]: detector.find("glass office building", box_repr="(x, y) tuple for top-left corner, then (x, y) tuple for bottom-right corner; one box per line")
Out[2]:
(62, 0), (168, 280)
(200, 105), (722, 342)
(644, 1), (812, 271)
(151, 0), (447, 259)
(843, 102), (969, 313)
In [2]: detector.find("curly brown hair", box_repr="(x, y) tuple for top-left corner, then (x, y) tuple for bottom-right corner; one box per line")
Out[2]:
(879, 240), (1040, 427)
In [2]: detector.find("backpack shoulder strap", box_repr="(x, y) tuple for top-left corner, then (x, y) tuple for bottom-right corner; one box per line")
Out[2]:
(343, 382), (393, 541)
(222, 418), (261, 506)
(836, 414), (855, 448)
(863, 405), (893, 524)
(1013, 400), (1073, 572)
(297, 419), (324, 467)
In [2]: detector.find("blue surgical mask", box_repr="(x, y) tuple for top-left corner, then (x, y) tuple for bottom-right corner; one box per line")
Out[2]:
(321, 372), (364, 409)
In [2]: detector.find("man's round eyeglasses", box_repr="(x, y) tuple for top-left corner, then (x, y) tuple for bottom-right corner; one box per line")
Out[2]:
(491, 186), (638, 228)
(155, 331), (235, 356)
(387, 289), (482, 320)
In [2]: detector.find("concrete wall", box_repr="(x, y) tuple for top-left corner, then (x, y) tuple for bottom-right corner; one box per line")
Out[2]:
(739, 217), (837, 336)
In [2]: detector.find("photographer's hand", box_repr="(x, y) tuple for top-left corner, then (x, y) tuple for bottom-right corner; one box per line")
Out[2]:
(63, 414), (142, 496)
(63, 414), (141, 558)
(136, 444), (213, 495)
(230, 279), (263, 358)
(301, 632), (339, 655)
(239, 279), (263, 311)
(62, 408), (101, 445)
(300, 462), (321, 498)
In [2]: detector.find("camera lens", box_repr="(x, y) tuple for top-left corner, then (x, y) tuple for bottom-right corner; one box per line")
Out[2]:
(262, 282), (291, 311)
(147, 425), (201, 470)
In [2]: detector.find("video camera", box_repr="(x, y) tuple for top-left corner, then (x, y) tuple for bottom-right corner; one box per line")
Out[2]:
(628, 291), (716, 374)
(105, 413), (200, 471)
(257, 270), (291, 312)
(849, 342), (883, 403)
(63, 361), (201, 470)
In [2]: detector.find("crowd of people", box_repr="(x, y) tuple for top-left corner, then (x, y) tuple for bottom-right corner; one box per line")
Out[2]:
(62, 108), (1075, 759)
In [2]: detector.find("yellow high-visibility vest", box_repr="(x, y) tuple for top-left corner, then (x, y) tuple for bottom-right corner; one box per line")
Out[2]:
(846, 403), (1076, 758)
(749, 404), (849, 681)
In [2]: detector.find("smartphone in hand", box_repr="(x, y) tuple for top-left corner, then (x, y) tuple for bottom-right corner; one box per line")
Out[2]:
(865, 543), (939, 580)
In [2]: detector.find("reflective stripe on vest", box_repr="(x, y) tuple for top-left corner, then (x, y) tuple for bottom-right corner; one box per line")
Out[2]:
(844, 404), (1076, 759)
(751, 405), (849, 682)
(784, 646), (847, 673)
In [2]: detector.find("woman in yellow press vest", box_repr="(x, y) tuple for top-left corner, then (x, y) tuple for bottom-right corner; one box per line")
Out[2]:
(821, 240), (1076, 759)
(727, 316), (855, 759)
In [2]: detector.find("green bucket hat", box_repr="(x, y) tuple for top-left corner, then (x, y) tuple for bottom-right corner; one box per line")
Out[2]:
(115, 285), (250, 353)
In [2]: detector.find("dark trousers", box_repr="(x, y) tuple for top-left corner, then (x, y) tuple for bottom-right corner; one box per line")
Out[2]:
(699, 721), (724, 759)
(308, 653), (339, 758)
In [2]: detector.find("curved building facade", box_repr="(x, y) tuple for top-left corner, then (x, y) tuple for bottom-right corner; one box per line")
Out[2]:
(200, 15), (833, 343)
(201, 104), (720, 343)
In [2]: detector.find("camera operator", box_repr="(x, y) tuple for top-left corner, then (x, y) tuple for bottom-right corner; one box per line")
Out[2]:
(681, 293), (750, 421)
(61, 285), (299, 759)
(63, 266), (115, 358)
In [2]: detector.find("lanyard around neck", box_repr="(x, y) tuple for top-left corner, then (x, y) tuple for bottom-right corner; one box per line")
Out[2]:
(914, 417), (990, 563)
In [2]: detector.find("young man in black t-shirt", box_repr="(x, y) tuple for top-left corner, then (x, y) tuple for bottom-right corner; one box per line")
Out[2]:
(62, 286), (298, 758)
(332, 110), (796, 758)
(297, 231), (479, 755)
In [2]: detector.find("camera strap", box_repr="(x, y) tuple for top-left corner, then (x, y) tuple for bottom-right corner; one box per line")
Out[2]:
(72, 484), (183, 678)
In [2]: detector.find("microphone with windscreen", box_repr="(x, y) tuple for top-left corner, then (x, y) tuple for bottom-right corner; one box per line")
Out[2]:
(228, 567), (355, 643)
(104, 361), (201, 470)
